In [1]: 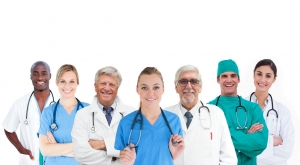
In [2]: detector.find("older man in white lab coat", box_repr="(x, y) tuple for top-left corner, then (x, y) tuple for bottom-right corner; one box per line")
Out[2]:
(71, 66), (135, 165)
(165, 65), (237, 165)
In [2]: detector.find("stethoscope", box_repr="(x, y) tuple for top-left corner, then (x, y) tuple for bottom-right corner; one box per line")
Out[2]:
(250, 92), (278, 134)
(198, 101), (212, 129)
(50, 98), (84, 131)
(216, 95), (248, 130)
(126, 108), (179, 149)
(90, 111), (123, 133)
(24, 90), (55, 125)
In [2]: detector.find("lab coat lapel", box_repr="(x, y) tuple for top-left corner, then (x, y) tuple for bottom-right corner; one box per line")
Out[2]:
(174, 103), (188, 133)
(109, 99), (124, 127)
(90, 97), (110, 128)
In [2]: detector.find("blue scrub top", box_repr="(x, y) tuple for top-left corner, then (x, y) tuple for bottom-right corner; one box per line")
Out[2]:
(115, 110), (182, 165)
(38, 101), (89, 165)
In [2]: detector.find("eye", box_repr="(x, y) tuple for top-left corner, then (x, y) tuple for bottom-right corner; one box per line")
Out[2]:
(178, 79), (188, 86)
(190, 79), (199, 85)
(154, 86), (160, 90)
(70, 80), (75, 83)
(100, 82), (106, 86)
(60, 80), (65, 83)
(109, 83), (116, 88)
(257, 73), (262, 76)
(221, 75), (227, 78)
(141, 86), (147, 90)
(266, 75), (272, 78)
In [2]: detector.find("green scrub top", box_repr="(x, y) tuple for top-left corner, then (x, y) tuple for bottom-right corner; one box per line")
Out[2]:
(39, 150), (43, 165)
(208, 96), (268, 165)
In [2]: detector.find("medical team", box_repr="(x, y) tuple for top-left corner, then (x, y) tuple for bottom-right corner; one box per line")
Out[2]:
(2, 59), (294, 165)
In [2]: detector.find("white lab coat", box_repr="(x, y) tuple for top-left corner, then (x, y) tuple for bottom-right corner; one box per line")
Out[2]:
(71, 96), (135, 165)
(246, 94), (295, 165)
(2, 92), (55, 165)
(165, 102), (237, 165)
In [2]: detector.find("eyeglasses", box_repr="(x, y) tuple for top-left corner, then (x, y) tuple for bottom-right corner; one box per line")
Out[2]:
(177, 78), (200, 87)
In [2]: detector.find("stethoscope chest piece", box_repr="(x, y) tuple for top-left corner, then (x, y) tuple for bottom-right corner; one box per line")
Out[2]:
(24, 119), (29, 125)
(91, 126), (96, 133)
(51, 123), (58, 131)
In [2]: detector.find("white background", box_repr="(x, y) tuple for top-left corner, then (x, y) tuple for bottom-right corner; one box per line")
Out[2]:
(0, 1), (299, 164)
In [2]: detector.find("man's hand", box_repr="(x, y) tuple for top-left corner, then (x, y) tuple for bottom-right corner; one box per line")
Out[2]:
(247, 122), (263, 134)
(273, 136), (283, 146)
(88, 139), (106, 150)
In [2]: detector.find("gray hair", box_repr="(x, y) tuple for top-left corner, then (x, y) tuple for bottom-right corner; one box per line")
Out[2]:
(174, 65), (202, 86)
(94, 66), (122, 86)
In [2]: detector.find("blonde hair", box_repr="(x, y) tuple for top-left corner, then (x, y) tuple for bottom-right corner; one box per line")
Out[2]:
(56, 64), (79, 84)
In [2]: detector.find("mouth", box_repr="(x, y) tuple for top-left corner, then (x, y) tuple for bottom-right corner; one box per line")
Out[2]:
(63, 90), (72, 94)
(225, 84), (234, 87)
(258, 83), (266, 87)
(101, 92), (112, 96)
(183, 90), (195, 94)
(37, 81), (45, 85)
(146, 98), (156, 101)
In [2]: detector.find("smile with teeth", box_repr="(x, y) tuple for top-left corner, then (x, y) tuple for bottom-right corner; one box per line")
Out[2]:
(258, 83), (266, 87)
(37, 81), (44, 84)
(146, 98), (156, 101)
(101, 92), (111, 95)
(225, 84), (234, 87)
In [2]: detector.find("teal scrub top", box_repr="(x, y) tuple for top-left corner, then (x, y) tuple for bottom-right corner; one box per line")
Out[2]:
(115, 110), (182, 165)
(38, 101), (89, 165)
(208, 96), (268, 165)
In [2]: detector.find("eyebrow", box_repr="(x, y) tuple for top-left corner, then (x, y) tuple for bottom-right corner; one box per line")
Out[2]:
(256, 71), (273, 75)
(141, 83), (161, 86)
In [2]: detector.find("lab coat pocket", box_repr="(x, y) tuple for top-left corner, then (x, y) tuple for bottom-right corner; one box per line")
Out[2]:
(19, 154), (35, 165)
(201, 131), (213, 157)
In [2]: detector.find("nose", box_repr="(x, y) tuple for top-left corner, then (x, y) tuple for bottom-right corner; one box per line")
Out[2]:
(185, 81), (192, 89)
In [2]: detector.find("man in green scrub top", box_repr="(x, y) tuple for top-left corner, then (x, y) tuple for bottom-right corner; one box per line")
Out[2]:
(208, 59), (268, 165)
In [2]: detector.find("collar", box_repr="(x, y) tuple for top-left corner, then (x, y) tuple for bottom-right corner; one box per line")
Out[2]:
(180, 102), (199, 117)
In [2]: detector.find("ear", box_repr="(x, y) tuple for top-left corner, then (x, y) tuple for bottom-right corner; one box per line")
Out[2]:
(94, 83), (97, 93)
(217, 77), (220, 84)
(49, 73), (52, 79)
(273, 75), (277, 83)
(199, 85), (202, 93)
(175, 82), (179, 93)
(136, 85), (139, 94)
(238, 77), (240, 83)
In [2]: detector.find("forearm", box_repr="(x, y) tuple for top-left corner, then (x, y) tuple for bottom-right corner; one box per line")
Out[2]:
(39, 135), (73, 156)
(4, 130), (26, 153)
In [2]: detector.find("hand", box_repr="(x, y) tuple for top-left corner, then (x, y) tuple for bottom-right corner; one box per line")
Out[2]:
(20, 148), (34, 160)
(247, 122), (263, 134)
(47, 131), (57, 144)
(273, 136), (283, 146)
(169, 134), (185, 160)
(88, 139), (106, 150)
(120, 143), (136, 165)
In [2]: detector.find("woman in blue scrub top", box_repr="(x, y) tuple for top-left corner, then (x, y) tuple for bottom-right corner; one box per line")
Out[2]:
(38, 64), (89, 165)
(115, 67), (185, 165)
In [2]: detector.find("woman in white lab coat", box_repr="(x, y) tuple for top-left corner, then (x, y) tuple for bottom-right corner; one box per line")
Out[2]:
(245, 59), (295, 165)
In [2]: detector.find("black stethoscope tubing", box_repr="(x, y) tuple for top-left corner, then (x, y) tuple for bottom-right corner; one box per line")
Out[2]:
(127, 108), (178, 149)
(198, 101), (212, 129)
(216, 95), (248, 130)
(91, 111), (123, 133)
(50, 98), (83, 131)
(24, 90), (55, 125)
(250, 92), (278, 118)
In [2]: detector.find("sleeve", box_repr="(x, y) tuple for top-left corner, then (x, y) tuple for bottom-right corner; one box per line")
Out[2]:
(230, 104), (268, 158)
(2, 101), (20, 132)
(38, 106), (52, 136)
(114, 120), (126, 151)
(268, 105), (295, 164)
(103, 136), (120, 157)
(71, 110), (108, 164)
(219, 110), (238, 165)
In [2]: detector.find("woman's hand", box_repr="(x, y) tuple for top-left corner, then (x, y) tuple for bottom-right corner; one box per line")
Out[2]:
(169, 134), (185, 160)
(46, 131), (57, 144)
(120, 143), (136, 165)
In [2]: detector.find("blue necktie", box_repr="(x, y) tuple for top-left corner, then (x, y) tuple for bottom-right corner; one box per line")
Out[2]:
(103, 107), (113, 126)
(185, 111), (193, 129)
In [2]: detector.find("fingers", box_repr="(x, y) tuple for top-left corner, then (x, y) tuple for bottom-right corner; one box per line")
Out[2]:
(120, 146), (134, 162)
(27, 150), (34, 160)
(247, 123), (263, 133)
(170, 134), (184, 147)
(47, 131), (56, 143)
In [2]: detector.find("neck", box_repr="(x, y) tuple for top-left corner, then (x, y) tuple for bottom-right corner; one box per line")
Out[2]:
(181, 102), (197, 111)
(254, 91), (268, 110)
(141, 105), (161, 118)
(59, 97), (77, 107)
(33, 89), (50, 100)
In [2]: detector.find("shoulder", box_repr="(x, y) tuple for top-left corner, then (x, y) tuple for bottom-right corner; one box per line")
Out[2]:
(164, 104), (179, 113)
(81, 102), (90, 107)
(162, 110), (180, 120)
(273, 99), (291, 113)
(207, 96), (219, 104)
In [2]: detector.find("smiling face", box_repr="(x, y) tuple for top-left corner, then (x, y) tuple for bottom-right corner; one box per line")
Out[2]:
(254, 65), (276, 93)
(30, 62), (51, 91)
(175, 70), (201, 110)
(94, 74), (119, 107)
(136, 74), (164, 109)
(217, 72), (240, 96)
(57, 71), (78, 99)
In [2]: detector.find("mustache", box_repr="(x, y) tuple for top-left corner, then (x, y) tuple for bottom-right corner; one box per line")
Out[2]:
(183, 89), (195, 93)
